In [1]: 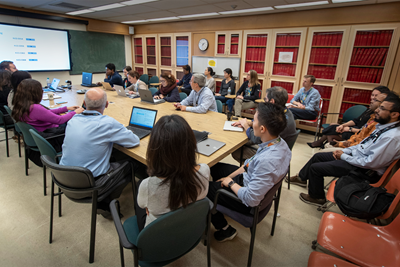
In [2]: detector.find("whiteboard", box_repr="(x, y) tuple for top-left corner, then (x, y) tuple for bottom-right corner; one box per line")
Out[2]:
(192, 56), (241, 79)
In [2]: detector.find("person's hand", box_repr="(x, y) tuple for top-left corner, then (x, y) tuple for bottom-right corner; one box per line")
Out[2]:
(67, 106), (80, 111)
(216, 177), (233, 188)
(248, 120), (253, 127)
(333, 150), (344, 160)
(239, 118), (248, 128)
(231, 121), (242, 127)
(342, 141), (351, 148)
(128, 91), (134, 95)
(159, 94), (164, 99)
(336, 125), (344, 133)
(173, 102), (181, 108)
(215, 93), (221, 96)
(154, 95), (160, 99)
(180, 105), (187, 111)
(237, 95), (243, 99)
(74, 107), (85, 114)
(96, 82), (102, 86)
(298, 103), (305, 109)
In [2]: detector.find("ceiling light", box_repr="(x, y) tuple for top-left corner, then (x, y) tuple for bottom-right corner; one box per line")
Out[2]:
(90, 3), (125, 11)
(178, 12), (219, 19)
(66, 9), (94, 15)
(120, 0), (158, 5)
(219, 7), (274, 15)
(147, 17), (179, 22)
(122, 20), (147, 24)
(332, 0), (363, 3)
(274, 1), (329, 9)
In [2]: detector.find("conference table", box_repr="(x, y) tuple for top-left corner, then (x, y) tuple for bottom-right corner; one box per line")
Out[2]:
(41, 86), (248, 167)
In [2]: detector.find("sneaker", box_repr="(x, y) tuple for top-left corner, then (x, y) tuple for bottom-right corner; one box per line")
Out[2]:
(285, 175), (307, 187)
(299, 193), (326, 207)
(214, 226), (237, 242)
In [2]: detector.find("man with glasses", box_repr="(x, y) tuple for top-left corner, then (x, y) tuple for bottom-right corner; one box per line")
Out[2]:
(174, 73), (217, 113)
(290, 92), (400, 206)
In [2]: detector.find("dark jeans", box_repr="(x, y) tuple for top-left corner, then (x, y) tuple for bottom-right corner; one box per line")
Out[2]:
(215, 96), (228, 104)
(208, 163), (252, 230)
(226, 99), (235, 112)
(290, 108), (318, 120)
(181, 88), (192, 96)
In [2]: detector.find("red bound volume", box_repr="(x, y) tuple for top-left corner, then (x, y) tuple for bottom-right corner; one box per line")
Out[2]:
(371, 48), (383, 66)
(360, 49), (372, 66)
(332, 34), (338, 46)
(312, 35), (316, 46)
(380, 49), (388, 66)
(371, 32), (377, 46)
(366, 49), (378, 66)
(376, 32), (383, 46)
(321, 34), (326, 46)
(376, 69), (383, 83)
(376, 48), (387, 66)
(366, 32), (373, 46)
(361, 32), (368, 46)
(327, 34), (333, 46)
(355, 48), (365, 65)
(337, 34), (343, 46)
(316, 34), (321, 46)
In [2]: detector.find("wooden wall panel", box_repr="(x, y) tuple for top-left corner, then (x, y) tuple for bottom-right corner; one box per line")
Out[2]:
(192, 32), (215, 57)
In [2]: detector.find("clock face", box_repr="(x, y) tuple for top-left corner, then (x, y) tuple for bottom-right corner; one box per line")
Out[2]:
(199, 38), (209, 51)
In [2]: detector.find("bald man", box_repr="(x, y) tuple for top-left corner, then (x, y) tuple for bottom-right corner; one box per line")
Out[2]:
(60, 88), (147, 219)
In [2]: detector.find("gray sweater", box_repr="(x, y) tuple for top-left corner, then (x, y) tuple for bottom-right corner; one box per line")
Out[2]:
(205, 77), (216, 93)
(219, 79), (236, 96)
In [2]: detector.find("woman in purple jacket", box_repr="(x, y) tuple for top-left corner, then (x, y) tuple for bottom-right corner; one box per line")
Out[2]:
(153, 73), (180, 102)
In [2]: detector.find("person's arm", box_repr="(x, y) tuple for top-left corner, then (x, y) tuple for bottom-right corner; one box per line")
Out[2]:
(183, 73), (192, 90)
(236, 81), (246, 96)
(177, 78), (183, 86)
(230, 80), (236, 95)
(31, 105), (75, 125)
(108, 119), (140, 147)
(164, 88), (180, 102)
(126, 83), (135, 92)
(304, 90), (320, 111)
(138, 81), (147, 90)
(244, 84), (261, 101)
(186, 91), (214, 114)
(291, 90), (302, 105)
(246, 127), (262, 144)
(137, 179), (149, 209)
(49, 106), (69, 114)
(110, 74), (123, 86)
(210, 79), (216, 93)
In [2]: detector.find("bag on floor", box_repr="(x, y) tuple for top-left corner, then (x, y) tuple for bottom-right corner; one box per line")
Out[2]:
(333, 171), (395, 219)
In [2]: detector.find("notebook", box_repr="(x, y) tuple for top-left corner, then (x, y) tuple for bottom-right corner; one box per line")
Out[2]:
(126, 106), (158, 139)
(223, 121), (244, 132)
(197, 139), (226, 156)
(81, 72), (97, 87)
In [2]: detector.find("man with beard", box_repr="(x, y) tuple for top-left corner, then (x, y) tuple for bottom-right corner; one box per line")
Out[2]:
(289, 92), (400, 206)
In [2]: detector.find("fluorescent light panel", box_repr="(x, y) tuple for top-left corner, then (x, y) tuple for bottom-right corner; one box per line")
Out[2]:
(178, 12), (219, 19)
(90, 3), (125, 11)
(274, 1), (329, 9)
(332, 0), (364, 3)
(147, 17), (179, 22)
(121, 0), (158, 5)
(122, 20), (147, 24)
(219, 7), (273, 15)
(66, 9), (94, 15)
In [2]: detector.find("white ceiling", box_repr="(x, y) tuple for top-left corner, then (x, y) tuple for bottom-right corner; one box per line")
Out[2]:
(0, 0), (398, 24)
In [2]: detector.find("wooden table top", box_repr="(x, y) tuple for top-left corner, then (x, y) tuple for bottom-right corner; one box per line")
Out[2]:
(255, 99), (265, 103)
(224, 95), (236, 99)
(150, 83), (161, 86)
(41, 86), (248, 167)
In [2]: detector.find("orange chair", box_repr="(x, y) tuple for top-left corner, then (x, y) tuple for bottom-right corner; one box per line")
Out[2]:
(312, 211), (400, 267)
(308, 251), (359, 267)
(318, 159), (400, 212)
(287, 94), (294, 103)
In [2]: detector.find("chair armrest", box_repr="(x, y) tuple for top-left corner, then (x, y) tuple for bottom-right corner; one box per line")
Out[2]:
(110, 200), (137, 250)
(321, 112), (344, 116)
(211, 189), (243, 215)
(44, 133), (65, 140)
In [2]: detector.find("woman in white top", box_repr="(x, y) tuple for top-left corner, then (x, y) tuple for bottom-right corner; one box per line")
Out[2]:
(136, 115), (209, 230)
(126, 70), (147, 95)
(204, 67), (216, 94)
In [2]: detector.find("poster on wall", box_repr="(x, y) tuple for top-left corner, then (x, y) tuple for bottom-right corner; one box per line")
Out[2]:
(208, 58), (217, 68)
(278, 52), (293, 63)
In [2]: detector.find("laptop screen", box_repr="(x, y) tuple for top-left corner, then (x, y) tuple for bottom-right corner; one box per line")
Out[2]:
(82, 72), (92, 85)
(129, 107), (157, 129)
(50, 78), (60, 89)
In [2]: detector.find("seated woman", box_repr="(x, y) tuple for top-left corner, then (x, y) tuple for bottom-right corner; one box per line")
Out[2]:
(126, 70), (147, 95)
(123, 66), (132, 89)
(229, 70), (261, 117)
(136, 114), (209, 231)
(153, 73), (180, 102)
(0, 70), (13, 125)
(8, 70), (32, 110)
(204, 67), (216, 94)
(215, 68), (235, 109)
(11, 79), (84, 165)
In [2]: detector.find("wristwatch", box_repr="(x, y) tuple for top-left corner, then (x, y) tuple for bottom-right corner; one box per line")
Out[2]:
(349, 127), (353, 132)
(228, 180), (236, 188)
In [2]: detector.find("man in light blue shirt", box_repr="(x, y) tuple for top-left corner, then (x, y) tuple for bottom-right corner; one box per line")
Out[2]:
(207, 102), (291, 242)
(175, 73), (218, 113)
(60, 88), (147, 218)
(289, 93), (400, 206)
(288, 75), (321, 120)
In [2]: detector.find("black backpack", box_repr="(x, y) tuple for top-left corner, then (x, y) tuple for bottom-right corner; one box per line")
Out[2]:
(334, 171), (395, 219)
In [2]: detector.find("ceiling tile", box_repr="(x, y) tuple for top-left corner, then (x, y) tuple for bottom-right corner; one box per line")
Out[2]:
(284, 0), (326, 3)
(0, 0), (51, 8)
(213, 1), (254, 10)
(105, 4), (159, 15)
(103, 14), (148, 22)
(169, 5), (224, 15)
(76, 10), (127, 19)
(244, 0), (286, 8)
(142, 0), (206, 9)
(53, 0), (122, 8)
(136, 10), (178, 19)
(201, 0), (231, 3)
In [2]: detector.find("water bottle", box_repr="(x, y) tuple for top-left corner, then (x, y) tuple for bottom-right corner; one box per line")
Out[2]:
(227, 87), (231, 96)
(46, 78), (50, 88)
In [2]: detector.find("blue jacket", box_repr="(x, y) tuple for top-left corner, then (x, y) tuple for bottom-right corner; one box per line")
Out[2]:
(154, 86), (181, 102)
(177, 73), (192, 90)
(104, 72), (123, 86)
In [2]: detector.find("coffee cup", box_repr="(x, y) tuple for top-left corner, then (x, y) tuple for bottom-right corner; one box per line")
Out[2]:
(48, 92), (54, 100)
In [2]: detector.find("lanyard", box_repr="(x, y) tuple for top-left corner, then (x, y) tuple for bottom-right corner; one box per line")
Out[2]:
(245, 137), (281, 171)
(360, 122), (400, 144)
(301, 88), (313, 104)
(195, 87), (205, 107)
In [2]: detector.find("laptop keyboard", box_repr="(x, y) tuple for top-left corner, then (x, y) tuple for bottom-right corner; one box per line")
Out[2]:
(126, 126), (151, 139)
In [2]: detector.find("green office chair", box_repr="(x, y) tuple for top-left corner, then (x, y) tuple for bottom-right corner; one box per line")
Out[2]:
(15, 122), (40, 176)
(179, 92), (187, 101)
(149, 76), (159, 87)
(0, 109), (15, 157)
(149, 87), (158, 95)
(110, 198), (211, 267)
(30, 129), (62, 196)
(216, 100), (223, 113)
(139, 74), (149, 85)
(4, 105), (22, 157)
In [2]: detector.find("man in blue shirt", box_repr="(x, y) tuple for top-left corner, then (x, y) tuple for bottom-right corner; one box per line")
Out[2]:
(60, 88), (147, 218)
(177, 65), (192, 95)
(207, 102), (292, 242)
(288, 75), (321, 120)
(97, 63), (123, 87)
(289, 93), (400, 206)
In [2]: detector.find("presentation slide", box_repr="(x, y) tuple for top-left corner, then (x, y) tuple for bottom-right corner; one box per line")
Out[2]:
(0, 23), (71, 71)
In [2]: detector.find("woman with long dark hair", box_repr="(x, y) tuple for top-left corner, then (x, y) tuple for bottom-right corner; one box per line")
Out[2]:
(136, 115), (209, 230)
(8, 70), (32, 110)
(153, 73), (180, 102)
(204, 67), (216, 93)
(0, 70), (13, 125)
(215, 68), (235, 107)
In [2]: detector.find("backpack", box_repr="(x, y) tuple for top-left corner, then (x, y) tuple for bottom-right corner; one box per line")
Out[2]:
(334, 171), (395, 219)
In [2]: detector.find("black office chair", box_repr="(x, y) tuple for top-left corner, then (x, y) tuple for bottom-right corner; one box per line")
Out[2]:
(210, 176), (285, 267)
(40, 155), (135, 264)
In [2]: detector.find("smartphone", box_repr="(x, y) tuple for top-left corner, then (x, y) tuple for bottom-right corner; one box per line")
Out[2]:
(56, 101), (67, 105)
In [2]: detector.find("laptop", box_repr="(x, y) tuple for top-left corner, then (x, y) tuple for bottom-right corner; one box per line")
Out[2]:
(138, 89), (165, 104)
(44, 78), (64, 92)
(115, 85), (138, 99)
(223, 121), (244, 132)
(126, 106), (158, 139)
(197, 138), (226, 156)
(81, 72), (97, 87)
(102, 82), (114, 91)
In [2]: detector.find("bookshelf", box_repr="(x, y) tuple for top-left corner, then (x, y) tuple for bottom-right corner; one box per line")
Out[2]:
(215, 31), (242, 57)
(147, 68), (157, 79)
(133, 37), (143, 64)
(271, 81), (294, 94)
(146, 37), (157, 66)
(272, 33), (301, 77)
(160, 36), (172, 67)
(244, 34), (268, 74)
(135, 67), (143, 75)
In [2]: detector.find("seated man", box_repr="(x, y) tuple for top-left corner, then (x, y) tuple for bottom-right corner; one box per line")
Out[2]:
(231, 86), (297, 163)
(207, 102), (291, 241)
(177, 65), (192, 95)
(0, 60), (18, 72)
(174, 73), (218, 114)
(288, 93), (400, 206)
(97, 63), (123, 87)
(60, 88), (147, 218)
(308, 86), (390, 148)
(288, 75), (321, 120)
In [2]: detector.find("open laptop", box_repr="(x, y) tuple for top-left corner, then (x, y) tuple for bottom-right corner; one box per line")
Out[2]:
(138, 89), (165, 104)
(43, 78), (64, 92)
(115, 85), (138, 99)
(197, 139), (226, 156)
(126, 106), (158, 139)
(81, 72), (97, 87)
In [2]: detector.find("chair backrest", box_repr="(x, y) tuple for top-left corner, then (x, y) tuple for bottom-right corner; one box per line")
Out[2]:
(3, 106), (20, 133)
(0, 109), (5, 126)
(287, 94), (294, 103)
(373, 159), (400, 187)
(381, 168), (400, 219)
(149, 87), (157, 95)
(41, 155), (96, 199)
(15, 121), (39, 147)
(342, 105), (367, 123)
(286, 129), (301, 151)
(257, 176), (285, 214)
(140, 74), (149, 85)
(179, 92), (188, 102)
(149, 76), (159, 84)
(29, 129), (58, 159)
(216, 100), (223, 113)
(137, 198), (209, 262)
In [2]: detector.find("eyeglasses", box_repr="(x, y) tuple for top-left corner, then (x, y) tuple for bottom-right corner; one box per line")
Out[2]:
(377, 105), (392, 112)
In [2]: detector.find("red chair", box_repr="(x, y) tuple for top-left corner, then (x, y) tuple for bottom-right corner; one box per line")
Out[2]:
(308, 251), (359, 267)
(287, 94), (294, 103)
(297, 99), (323, 141)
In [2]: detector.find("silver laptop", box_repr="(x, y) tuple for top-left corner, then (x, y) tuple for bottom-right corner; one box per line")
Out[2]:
(223, 121), (244, 132)
(138, 89), (165, 104)
(197, 138), (226, 156)
(115, 85), (138, 99)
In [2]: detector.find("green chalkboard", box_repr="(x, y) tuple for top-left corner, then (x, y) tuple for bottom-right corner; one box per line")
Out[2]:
(69, 30), (125, 75)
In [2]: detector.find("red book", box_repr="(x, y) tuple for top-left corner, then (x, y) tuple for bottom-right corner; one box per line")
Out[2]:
(380, 50), (388, 66)
(376, 32), (383, 46)
(375, 48), (387, 66)
(359, 49), (372, 66)
(366, 68), (374, 83)
(366, 49), (379, 66)
(362, 32), (368, 46)
(371, 32), (377, 46)
(332, 34), (338, 47)
(356, 49), (367, 65)
(373, 68), (379, 83)
(355, 33), (360, 46)
(312, 35), (316, 46)
(316, 34), (321, 46)
(366, 32), (373, 46)
(337, 34), (343, 46)
(371, 48), (383, 66)
(385, 30), (392, 46)
(353, 48), (363, 65)
(376, 69), (383, 83)
(321, 34), (327, 46)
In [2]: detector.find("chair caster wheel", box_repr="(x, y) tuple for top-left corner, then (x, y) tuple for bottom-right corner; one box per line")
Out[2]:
(312, 240), (317, 245)
(312, 244), (317, 250)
